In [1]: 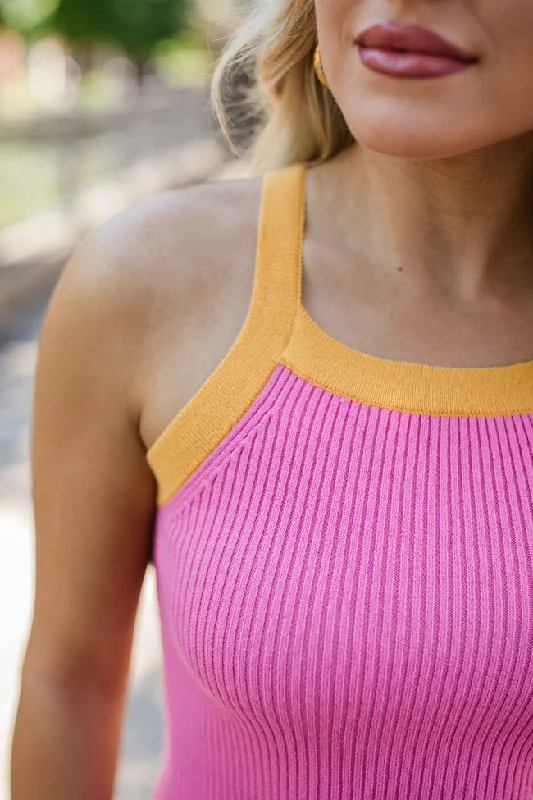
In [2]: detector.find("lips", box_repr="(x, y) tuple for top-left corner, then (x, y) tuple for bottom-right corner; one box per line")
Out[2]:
(356, 23), (478, 79)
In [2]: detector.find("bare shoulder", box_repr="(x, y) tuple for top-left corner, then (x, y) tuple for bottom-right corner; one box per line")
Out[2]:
(60, 171), (262, 324)
(54, 171), (264, 447)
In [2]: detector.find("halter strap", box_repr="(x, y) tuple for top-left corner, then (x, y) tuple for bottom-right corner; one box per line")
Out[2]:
(148, 164), (307, 505)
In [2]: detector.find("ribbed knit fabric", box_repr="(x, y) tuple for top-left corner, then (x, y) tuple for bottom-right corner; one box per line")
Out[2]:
(147, 165), (533, 799)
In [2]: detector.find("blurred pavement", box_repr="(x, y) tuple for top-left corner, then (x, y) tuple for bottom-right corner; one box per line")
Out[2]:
(0, 142), (248, 798)
(0, 275), (167, 800)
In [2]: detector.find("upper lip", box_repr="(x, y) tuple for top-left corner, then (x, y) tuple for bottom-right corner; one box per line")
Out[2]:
(356, 23), (478, 63)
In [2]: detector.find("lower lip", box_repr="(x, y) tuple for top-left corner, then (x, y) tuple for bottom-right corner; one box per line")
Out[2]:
(358, 45), (474, 79)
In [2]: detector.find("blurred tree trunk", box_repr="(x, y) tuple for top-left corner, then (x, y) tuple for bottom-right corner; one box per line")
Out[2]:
(72, 44), (93, 75)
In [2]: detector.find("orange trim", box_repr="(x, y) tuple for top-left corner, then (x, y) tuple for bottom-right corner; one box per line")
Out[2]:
(147, 165), (306, 506)
(148, 162), (533, 506)
(280, 304), (533, 418)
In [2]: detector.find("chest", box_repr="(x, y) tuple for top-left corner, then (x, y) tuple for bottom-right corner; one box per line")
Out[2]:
(154, 386), (533, 733)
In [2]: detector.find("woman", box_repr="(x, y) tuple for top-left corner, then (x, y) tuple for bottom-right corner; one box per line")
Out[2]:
(11, 0), (533, 797)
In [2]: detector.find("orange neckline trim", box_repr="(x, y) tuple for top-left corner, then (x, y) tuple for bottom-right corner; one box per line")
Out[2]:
(281, 304), (533, 419)
(148, 164), (533, 507)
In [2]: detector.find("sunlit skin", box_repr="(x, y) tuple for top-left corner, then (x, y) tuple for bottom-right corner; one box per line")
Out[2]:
(316, 0), (533, 158)
(10, 3), (533, 798)
(301, 0), (533, 373)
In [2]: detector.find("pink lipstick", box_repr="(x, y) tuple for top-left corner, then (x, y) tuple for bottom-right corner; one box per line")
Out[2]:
(356, 22), (478, 79)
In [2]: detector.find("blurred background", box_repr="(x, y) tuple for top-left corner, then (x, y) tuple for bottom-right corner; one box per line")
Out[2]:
(0, 0), (249, 796)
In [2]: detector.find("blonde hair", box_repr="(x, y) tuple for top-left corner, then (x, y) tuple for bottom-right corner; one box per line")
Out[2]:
(211, 0), (353, 171)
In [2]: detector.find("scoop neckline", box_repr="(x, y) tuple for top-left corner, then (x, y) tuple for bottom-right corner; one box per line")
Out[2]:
(274, 163), (533, 419)
(279, 298), (533, 418)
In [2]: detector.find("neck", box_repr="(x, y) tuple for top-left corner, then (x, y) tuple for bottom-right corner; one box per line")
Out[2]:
(325, 136), (533, 299)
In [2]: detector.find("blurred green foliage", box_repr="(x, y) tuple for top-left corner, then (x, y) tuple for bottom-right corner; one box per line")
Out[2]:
(0, 0), (192, 61)
(153, 32), (211, 84)
(0, 0), (59, 33)
(49, 0), (191, 60)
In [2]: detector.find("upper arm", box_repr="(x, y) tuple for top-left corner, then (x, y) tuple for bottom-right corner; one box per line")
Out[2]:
(25, 220), (157, 694)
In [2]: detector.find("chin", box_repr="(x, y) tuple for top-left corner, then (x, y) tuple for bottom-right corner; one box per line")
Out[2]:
(351, 124), (472, 159)
(340, 98), (494, 160)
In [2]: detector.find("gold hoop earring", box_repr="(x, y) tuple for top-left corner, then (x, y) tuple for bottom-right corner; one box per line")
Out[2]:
(313, 45), (329, 88)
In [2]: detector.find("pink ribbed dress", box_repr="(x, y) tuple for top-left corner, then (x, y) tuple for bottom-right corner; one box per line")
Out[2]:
(146, 165), (533, 799)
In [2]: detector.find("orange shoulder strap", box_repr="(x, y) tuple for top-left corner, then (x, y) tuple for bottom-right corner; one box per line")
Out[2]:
(254, 163), (305, 325)
(147, 164), (306, 505)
